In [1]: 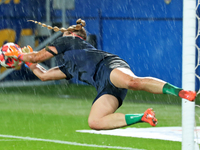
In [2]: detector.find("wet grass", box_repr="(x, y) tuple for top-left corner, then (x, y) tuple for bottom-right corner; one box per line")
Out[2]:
(1, 83), (198, 105)
(0, 83), (199, 150)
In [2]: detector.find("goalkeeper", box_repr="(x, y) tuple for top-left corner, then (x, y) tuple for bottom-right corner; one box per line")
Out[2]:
(5, 18), (196, 130)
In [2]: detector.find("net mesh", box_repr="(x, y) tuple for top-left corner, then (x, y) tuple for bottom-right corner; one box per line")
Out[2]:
(196, 0), (200, 95)
(194, 0), (200, 147)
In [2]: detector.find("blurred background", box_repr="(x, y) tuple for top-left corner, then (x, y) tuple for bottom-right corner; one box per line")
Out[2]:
(0, 0), (191, 88)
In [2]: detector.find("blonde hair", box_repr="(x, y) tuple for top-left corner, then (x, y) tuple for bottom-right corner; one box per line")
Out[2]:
(28, 18), (87, 40)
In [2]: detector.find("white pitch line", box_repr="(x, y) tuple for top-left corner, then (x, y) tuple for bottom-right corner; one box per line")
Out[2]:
(0, 134), (144, 150)
(0, 139), (22, 141)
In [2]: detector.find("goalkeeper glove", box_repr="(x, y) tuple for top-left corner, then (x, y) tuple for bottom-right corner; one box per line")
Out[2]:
(22, 45), (33, 68)
(4, 45), (24, 60)
(22, 45), (33, 53)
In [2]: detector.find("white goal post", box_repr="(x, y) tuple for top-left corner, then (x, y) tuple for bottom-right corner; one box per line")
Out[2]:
(182, 0), (197, 149)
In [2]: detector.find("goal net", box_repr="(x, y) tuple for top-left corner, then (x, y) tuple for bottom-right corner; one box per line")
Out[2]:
(196, 0), (200, 95)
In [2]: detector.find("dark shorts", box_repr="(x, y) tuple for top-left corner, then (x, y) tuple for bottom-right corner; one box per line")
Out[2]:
(93, 56), (130, 108)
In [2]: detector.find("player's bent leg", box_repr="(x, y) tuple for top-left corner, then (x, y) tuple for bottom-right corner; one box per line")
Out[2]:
(88, 94), (156, 130)
(88, 94), (127, 130)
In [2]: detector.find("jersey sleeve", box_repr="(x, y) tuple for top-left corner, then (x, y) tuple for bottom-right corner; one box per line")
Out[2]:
(48, 36), (72, 54)
(59, 64), (73, 80)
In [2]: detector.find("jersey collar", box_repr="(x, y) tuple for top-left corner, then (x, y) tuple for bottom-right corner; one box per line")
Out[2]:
(71, 33), (85, 40)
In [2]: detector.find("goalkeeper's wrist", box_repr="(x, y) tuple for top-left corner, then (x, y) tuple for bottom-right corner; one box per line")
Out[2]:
(18, 54), (24, 61)
(24, 62), (33, 68)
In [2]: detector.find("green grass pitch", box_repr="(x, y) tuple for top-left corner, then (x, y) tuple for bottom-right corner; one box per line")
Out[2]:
(0, 83), (199, 150)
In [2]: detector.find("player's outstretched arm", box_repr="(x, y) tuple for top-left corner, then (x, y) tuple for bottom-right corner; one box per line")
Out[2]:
(22, 46), (57, 63)
(5, 45), (57, 63)
(29, 64), (67, 81)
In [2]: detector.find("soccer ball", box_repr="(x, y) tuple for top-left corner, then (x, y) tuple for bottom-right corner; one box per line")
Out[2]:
(0, 43), (22, 68)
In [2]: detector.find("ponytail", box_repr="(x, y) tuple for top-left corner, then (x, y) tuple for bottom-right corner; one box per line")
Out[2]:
(28, 18), (87, 39)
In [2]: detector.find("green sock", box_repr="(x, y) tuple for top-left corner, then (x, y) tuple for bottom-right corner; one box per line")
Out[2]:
(125, 114), (144, 125)
(162, 83), (182, 96)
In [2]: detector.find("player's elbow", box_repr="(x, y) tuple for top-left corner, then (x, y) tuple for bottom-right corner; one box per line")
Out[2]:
(39, 77), (47, 82)
(38, 74), (50, 81)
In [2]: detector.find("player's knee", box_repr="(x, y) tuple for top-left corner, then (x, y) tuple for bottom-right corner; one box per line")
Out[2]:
(88, 118), (102, 130)
(127, 78), (143, 90)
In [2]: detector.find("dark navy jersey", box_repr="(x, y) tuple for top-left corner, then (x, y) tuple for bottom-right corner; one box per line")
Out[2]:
(49, 36), (119, 85)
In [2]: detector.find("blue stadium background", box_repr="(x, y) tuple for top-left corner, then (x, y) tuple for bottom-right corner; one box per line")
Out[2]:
(0, 0), (189, 88)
